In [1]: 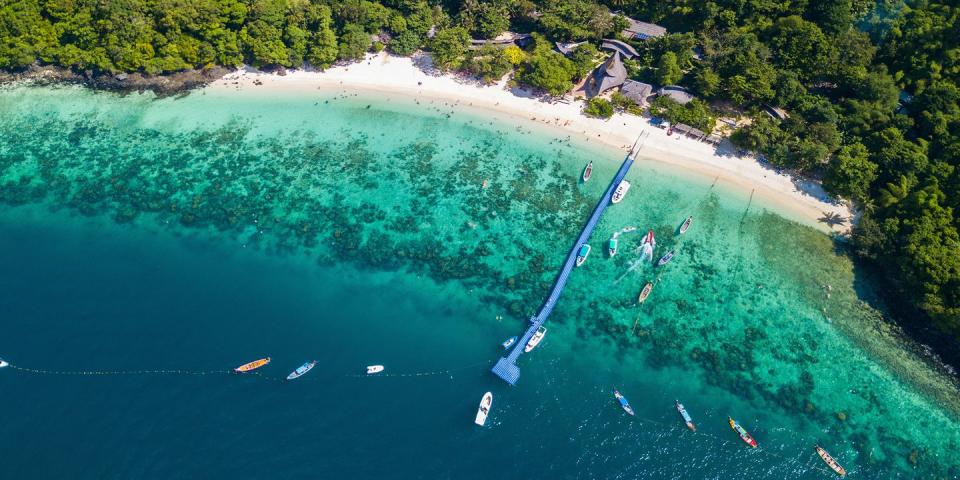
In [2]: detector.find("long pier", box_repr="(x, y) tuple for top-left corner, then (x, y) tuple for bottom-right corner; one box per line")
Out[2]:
(491, 147), (637, 385)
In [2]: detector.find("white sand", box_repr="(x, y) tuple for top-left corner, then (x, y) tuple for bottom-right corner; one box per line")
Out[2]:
(208, 52), (852, 234)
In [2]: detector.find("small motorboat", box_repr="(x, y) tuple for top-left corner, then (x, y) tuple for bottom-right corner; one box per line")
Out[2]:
(611, 180), (631, 204)
(286, 361), (317, 381)
(675, 400), (696, 431)
(657, 250), (675, 266)
(0, 358), (8, 368)
(613, 388), (635, 416)
(608, 238), (618, 257)
(475, 392), (493, 426)
(638, 282), (653, 303)
(728, 417), (758, 448)
(815, 446), (847, 477)
(234, 357), (271, 373)
(575, 244), (591, 267)
(679, 216), (693, 235)
(502, 336), (518, 349)
(524, 326), (547, 353)
(366, 365), (385, 374)
(582, 161), (593, 182)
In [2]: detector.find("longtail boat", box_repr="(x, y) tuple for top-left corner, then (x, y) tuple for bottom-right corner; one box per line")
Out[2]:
(582, 161), (593, 182)
(675, 400), (696, 431)
(613, 388), (635, 416)
(728, 417), (758, 448)
(679, 216), (693, 235)
(234, 357), (271, 373)
(657, 250), (675, 266)
(286, 361), (317, 381)
(815, 446), (847, 477)
(638, 282), (654, 303)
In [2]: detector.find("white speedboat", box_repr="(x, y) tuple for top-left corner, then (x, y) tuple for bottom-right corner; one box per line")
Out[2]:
(0, 358), (8, 368)
(475, 391), (493, 426)
(366, 365), (384, 374)
(524, 326), (547, 353)
(611, 180), (631, 204)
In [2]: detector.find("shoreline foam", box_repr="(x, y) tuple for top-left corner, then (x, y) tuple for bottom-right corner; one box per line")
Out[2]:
(207, 52), (853, 234)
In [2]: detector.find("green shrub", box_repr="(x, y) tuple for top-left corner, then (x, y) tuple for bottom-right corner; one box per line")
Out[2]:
(583, 97), (614, 119)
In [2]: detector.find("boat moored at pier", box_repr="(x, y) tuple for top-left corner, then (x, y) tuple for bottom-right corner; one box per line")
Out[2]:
(576, 244), (592, 267)
(524, 326), (547, 352)
(611, 180), (631, 204)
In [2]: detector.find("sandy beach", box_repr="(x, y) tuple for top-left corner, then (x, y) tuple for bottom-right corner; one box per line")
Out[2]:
(208, 52), (852, 234)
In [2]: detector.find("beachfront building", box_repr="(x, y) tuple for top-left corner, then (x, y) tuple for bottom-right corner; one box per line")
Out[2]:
(620, 80), (653, 107)
(600, 39), (639, 59)
(620, 17), (667, 41)
(469, 32), (533, 49)
(656, 85), (696, 105)
(585, 51), (627, 97)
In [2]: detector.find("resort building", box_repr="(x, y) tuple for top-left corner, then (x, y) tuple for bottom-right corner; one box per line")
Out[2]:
(600, 39), (639, 59)
(586, 51), (627, 97)
(469, 32), (533, 49)
(656, 85), (696, 105)
(555, 41), (587, 56)
(762, 104), (790, 121)
(620, 17), (667, 40)
(619, 80), (653, 107)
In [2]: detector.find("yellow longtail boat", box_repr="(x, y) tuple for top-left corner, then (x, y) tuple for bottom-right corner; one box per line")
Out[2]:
(234, 357), (271, 373)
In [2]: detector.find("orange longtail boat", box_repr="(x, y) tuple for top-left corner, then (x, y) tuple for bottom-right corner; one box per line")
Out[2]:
(234, 357), (271, 373)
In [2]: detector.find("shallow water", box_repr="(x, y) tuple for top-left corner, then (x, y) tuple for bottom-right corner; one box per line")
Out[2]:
(0, 85), (958, 478)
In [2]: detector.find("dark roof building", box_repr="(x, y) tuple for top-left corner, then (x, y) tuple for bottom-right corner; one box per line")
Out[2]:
(586, 51), (627, 97)
(555, 41), (587, 56)
(620, 80), (653, 106)
(621, 17), (667, 40)
(600, 39), (639, 59)
(656, 85), (696, 105)
(762, 104), (789, 121)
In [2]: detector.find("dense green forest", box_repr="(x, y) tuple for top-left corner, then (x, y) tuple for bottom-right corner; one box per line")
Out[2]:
(1, 0), (958, 341)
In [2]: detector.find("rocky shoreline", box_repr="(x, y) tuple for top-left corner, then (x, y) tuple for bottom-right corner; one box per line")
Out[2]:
(0, 64), (235, 95)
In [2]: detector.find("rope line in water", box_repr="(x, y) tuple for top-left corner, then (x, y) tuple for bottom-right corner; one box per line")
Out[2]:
(4, 361), (839, 474)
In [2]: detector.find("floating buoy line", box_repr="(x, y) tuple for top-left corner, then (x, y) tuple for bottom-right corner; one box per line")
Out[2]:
(0, 357), (490, 383)
(0, 356), (840, 475)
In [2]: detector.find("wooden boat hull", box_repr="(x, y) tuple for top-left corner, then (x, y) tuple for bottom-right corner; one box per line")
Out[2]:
(234, 357), (271, 373)
(679, 216), (693, 235)
(286, 361), (317, 381)
(475, 392), (493, 426)
(657, 251), (674, 266)
(815, 446), (847, 476)
(614, 389), (635, 416)
(728, 417), (758, 448)
(676, 401), (696, 432)
(582, 161), (593, 182)
(638, 282), (653, 303)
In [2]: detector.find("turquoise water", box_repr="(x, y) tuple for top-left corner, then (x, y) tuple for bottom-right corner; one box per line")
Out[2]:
(1, 85), (958, 478)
